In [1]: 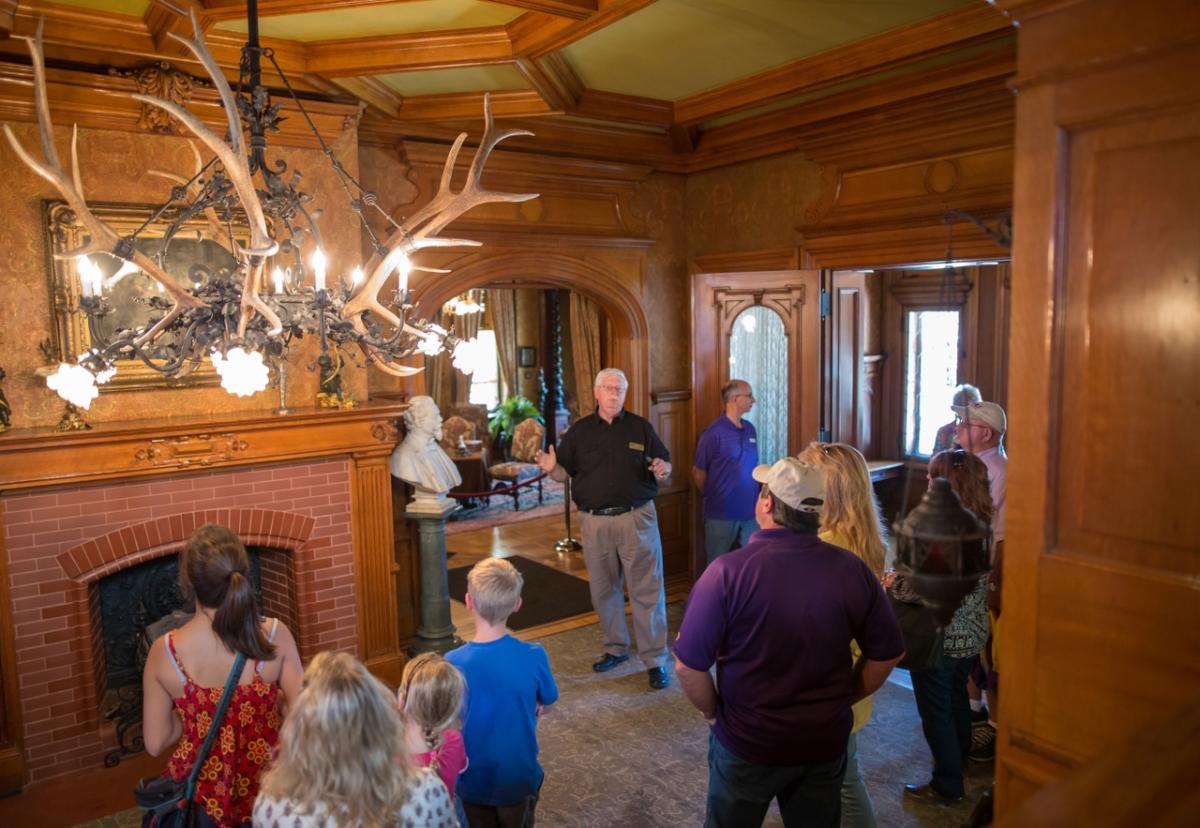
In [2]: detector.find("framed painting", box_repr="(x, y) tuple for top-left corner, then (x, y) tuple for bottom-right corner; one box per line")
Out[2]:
(43, 200), (250, 392)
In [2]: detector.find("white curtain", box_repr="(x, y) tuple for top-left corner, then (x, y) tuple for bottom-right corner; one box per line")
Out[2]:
(729, 306), (789, 464)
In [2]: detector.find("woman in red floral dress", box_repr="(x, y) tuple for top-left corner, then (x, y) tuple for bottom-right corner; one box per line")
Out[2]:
(142, 525), (303, 827)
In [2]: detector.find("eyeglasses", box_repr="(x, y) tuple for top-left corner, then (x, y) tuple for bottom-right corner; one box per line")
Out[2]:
(736, 393), (756, 401)
(597, 384), (627, 394)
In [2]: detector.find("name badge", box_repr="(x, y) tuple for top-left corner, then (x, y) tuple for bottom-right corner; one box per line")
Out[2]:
(749, 437), (756, 443)
(629, 441), (645, 451)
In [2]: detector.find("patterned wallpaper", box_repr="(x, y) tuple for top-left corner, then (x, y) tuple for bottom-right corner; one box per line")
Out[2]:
(685, 151), (824, 257)
(0, 120), (366, 429)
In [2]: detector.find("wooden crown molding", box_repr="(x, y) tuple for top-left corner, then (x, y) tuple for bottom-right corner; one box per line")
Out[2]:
(514, 53), (582, 111)
(0, 61), (359, 148)
(488, 0), (598, 20)
(305, 26), (515, 77)
(0, 0), (17, 39)
(396, 89), (553, 122)
(674, 3), (1014, 127)
(508, 0), (657, 57)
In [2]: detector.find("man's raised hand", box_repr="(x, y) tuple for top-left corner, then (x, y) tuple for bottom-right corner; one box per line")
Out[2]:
(535, 445), (557, 473)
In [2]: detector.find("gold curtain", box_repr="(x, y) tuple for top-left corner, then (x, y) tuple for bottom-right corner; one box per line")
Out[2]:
(489, 288), (518, 401)
(569, 292), (602, 419)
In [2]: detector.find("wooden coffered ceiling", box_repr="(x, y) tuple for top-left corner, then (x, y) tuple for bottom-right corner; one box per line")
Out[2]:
(0, 0), (1017, 171)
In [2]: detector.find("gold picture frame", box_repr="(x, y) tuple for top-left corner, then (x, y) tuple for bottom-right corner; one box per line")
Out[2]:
(43, 199), (250, 392)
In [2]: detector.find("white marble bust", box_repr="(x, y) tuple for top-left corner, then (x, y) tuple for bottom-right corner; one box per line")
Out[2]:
(390, 396), (463, 514)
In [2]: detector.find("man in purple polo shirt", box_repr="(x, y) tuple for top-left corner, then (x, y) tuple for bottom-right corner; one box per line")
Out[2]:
(674, 457), (905, 828)
(693, 379), (759, 564)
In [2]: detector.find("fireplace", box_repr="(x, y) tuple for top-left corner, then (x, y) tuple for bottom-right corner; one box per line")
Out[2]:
(0, 403), (416, 790)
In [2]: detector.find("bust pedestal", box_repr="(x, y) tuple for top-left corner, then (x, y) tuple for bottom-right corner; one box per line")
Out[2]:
(403, 498), (463, 655)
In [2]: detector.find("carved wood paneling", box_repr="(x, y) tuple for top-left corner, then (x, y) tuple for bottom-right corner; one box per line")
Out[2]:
(992, 0), (1200, 817)
(350, 454), (403, 685)
(828, 272), (867, 453)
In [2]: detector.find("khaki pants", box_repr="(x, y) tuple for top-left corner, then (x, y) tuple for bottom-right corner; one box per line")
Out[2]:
(579, 501), (668, 669)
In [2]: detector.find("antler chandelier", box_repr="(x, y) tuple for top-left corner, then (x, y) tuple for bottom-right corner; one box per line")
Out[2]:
(4, 1), (536, 408)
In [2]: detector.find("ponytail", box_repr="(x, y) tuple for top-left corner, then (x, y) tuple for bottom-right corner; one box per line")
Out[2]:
(181, 525), (276, 661)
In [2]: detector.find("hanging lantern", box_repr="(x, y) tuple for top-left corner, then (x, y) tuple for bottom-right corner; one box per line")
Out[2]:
(894, 478), (991, 626)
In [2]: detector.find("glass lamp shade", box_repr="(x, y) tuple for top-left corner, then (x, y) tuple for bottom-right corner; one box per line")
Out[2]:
(894, 478), (992, 626)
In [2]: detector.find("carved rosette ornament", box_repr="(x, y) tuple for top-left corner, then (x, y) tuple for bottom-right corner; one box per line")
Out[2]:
(111, 62), (206, 134)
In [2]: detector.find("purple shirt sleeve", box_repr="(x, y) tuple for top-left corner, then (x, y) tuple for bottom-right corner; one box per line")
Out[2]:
(673, 564), (728, 671)
(694, 427), (714, 472)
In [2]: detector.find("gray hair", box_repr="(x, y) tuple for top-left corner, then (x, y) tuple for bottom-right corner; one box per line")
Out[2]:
(952, 384), (982, 407)
(721, 379), (749, 403)
(593, 368), (628, 389)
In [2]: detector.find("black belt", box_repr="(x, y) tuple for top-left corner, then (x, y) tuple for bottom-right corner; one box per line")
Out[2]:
(585, 506), (632, 516)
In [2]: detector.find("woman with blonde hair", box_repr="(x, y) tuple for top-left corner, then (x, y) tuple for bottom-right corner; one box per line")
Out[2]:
(254, 651), (456, 828)
(141, 524), (303, 827)
(798, 441), (887, 828)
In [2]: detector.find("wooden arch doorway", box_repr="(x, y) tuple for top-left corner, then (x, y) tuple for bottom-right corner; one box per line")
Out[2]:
(411, 252), (652, 418)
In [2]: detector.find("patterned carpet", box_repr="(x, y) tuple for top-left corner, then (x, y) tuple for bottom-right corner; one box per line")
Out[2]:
(445, 478), (573, 536)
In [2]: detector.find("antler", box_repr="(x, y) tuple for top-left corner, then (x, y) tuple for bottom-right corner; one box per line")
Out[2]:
(1, 20), (206, 349)
(133, 8), (281, 336)
(342, 94), (536, 370)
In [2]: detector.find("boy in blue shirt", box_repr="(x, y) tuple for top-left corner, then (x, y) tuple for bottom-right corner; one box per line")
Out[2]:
(446, 558), (559, 826)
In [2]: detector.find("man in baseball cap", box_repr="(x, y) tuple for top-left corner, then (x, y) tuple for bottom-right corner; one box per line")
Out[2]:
(674, 457), (904, 825)
(952, 400), (1007, 544)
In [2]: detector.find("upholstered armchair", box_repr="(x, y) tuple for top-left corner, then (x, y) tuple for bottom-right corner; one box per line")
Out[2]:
(486, 418), (545, 510)
(440, 415), (476, 454)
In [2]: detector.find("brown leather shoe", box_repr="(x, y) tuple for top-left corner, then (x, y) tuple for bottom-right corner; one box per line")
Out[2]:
(903, 783), (963, 804)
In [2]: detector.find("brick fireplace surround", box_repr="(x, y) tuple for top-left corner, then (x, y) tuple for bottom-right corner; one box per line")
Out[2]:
(0, 403), (415, 792)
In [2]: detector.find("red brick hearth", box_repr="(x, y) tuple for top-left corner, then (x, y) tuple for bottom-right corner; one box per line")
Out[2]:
(1, 460), (355, 783)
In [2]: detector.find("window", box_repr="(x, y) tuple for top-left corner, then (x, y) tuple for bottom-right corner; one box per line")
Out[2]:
(903, 309), (961, 457)
(729, 306), (789, 465)
(468, 329), (500, 409)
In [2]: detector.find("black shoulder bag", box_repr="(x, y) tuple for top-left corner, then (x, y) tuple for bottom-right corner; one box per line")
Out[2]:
(135, 652), (247, 828)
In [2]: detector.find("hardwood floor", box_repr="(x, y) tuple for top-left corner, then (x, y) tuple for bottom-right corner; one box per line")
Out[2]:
(446, 511), (691, 642)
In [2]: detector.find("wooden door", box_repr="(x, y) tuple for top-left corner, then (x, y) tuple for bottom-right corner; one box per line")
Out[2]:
(691, 270), (821, 571)
(995, 0), (1200, 816)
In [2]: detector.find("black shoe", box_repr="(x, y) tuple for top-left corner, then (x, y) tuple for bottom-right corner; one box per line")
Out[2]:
(969, 721), (996, 762)
(647, 667), (669, 690)
(903, 783), (962, 804)
(592, 653), (629, 673)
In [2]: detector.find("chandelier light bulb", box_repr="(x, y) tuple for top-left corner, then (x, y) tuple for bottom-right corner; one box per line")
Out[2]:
(76, 256), (100, 298)
(272, 267), (285, 294)
(417, 332), (443, 357)
(212, 347), (270, 397)
(312, 247), (327, 292)
(46, 362), (100, 409)
(351, 266), (364, 287)
(397, 253), (412, 294)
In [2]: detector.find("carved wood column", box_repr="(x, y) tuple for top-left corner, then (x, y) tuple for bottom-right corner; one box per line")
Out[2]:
(350, 438), (404, 687)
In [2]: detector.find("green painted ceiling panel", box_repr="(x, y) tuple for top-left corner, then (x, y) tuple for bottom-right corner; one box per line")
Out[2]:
(562, 0), (976, 101)
(216, 0), (523, 42)
(46, 0), (149, 14)
(377, 64), (530, 96)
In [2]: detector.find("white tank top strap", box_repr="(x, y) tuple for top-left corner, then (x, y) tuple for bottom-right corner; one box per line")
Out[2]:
(254, 617), (280, 676)
(164, 631), (187, 686)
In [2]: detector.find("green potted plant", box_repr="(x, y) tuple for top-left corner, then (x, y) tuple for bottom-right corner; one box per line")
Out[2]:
(488, 395), (544, 457)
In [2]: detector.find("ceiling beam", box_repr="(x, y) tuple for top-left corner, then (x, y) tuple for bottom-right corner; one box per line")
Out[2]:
(305, 27), (515, 76)
(507, 0), (658, 57)
(675, 2), (1015, 126)
(326, 75), (402, 119)
(483, 0), (597, 21)
(575, 89), (672, 128)
(513, 53), (582, 111)
(145, 2), (221, 58)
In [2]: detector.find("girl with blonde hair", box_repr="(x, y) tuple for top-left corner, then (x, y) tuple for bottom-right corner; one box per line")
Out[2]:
(253, 652), (456, 828)
(399, 654), (468, 805)
(798, 442), (888, 828)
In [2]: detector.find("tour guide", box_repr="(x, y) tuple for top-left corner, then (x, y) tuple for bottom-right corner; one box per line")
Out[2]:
(536, 367), (673, 691)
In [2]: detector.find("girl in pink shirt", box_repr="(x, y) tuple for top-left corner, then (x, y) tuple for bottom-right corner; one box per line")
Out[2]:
(399, 654), (468, 802)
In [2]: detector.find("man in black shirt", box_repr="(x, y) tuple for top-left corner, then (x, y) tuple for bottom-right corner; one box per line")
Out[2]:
(536, 367), (673, 690)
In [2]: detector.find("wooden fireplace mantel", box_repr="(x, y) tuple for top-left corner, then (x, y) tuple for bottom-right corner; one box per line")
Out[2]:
(0, 401), (412, 792)
(0, 401), (408, 491)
